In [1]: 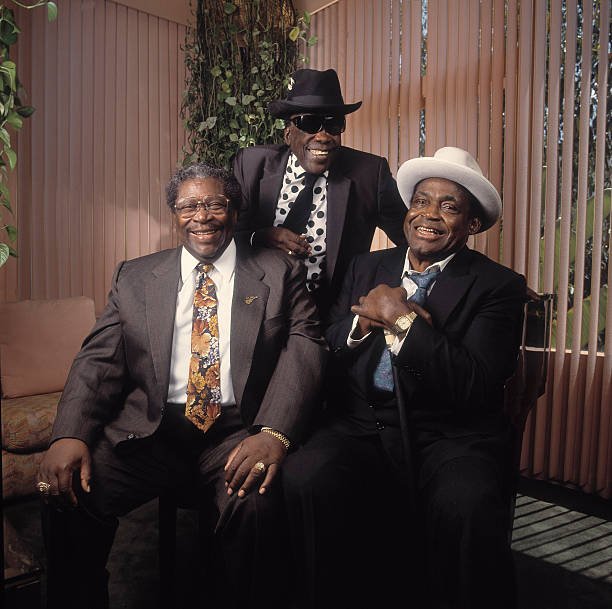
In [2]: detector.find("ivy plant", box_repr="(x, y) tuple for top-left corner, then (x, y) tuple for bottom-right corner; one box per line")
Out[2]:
(0, 1), (56, 267)
(181, 0), (316, 170)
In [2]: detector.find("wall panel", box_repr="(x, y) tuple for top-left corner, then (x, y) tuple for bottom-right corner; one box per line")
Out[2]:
(1, 0), (185, 314)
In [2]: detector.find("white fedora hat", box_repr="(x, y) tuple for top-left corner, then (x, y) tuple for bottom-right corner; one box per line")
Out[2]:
(396, 146), (502, 232)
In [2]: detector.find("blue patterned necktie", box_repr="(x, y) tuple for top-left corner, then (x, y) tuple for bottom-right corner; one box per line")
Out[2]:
(372, 267), (441, 392)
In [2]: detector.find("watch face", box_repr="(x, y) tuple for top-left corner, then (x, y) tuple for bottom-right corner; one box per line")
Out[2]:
(397, 316), (411, 331)
(394, 312), (416, 333)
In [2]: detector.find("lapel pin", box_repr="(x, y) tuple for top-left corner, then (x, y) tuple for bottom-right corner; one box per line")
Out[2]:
(244, 296), (259, 305)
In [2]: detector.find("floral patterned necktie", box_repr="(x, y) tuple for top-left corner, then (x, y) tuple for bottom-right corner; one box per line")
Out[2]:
(185, 262), (221, 432)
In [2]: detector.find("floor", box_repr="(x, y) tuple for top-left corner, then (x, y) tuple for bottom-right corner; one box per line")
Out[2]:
(3, 477), (611, 608)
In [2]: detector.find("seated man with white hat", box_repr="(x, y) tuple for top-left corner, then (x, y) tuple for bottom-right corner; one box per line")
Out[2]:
(283, 146), (527, 609)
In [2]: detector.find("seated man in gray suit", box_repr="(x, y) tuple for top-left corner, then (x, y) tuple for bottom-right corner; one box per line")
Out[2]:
(283, 147), (527, 609)
(233, 68), (407, 319)
(37, 164), (327, 609)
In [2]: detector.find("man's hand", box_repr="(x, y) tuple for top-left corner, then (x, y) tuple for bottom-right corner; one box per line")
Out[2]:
(253, 226), (311, 257)
(38, 438), (92, 507)
(224, 431), (288, 497)
(351, 284), (432, 330)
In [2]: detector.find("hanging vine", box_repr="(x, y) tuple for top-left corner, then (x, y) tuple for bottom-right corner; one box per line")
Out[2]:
(181, 0), (316, 170)
(0, 1), (57, 267)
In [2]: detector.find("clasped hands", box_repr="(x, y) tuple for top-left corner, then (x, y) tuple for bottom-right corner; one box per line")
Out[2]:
(350, 284), (431, 339)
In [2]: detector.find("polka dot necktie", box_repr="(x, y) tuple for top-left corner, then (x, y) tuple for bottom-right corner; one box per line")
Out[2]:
(372, 267), (441, 392)
(185, 262), (222, 432)
(282, 173), (318, 235)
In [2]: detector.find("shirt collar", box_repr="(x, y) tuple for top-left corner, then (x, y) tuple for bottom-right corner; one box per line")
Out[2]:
(288, 152), (329, 180)
(180, 240), (237, 287)
(402, 248), (456, 276)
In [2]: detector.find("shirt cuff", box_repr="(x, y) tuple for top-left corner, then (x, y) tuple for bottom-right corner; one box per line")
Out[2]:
(347, 315), (371, 348)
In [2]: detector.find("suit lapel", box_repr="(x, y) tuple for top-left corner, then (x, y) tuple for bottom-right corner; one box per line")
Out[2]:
(259, 148), (291, 227)
(426, 247), (477, 328)
(145, 249), (182, 395)
(326, 158), (351, 285)
(230, 248), (269, 407)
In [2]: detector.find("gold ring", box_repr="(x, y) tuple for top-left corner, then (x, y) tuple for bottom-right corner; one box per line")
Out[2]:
(36, 481), (51, 494)
(253, 461), (266, 474)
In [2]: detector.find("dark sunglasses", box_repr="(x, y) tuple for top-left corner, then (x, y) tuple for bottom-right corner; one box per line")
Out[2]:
(289, 114), (346, 135)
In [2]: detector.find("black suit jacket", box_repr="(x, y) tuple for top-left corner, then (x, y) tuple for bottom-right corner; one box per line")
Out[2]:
(51, 242), (327, 450)
(232, 144), (408, 316)
(325, 245), (527, 483)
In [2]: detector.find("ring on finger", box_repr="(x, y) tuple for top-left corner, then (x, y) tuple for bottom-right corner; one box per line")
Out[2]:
(253, 461), (266, 474)
(36, 481), (51, 494)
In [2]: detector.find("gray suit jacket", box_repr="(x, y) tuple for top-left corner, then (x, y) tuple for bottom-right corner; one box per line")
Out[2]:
(51, 242), (327, 449)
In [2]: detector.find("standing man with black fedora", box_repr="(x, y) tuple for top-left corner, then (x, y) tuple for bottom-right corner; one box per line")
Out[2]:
(233, 68), (407, 320)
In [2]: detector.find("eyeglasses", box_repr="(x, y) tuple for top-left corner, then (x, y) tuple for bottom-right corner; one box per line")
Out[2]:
(173, 195), (230, 218)
(289, 114), (346, 136)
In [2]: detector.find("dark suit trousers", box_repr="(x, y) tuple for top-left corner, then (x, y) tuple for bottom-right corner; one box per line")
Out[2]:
(283, 415), (516, 609)
(282, 423), (411, 609)
(42, 406), (289, 609)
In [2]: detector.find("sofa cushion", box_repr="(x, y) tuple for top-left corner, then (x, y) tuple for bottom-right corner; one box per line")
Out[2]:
(1, 392), (61, 452)
(0, 296), (96, 398)
(2, 449), (46, 500)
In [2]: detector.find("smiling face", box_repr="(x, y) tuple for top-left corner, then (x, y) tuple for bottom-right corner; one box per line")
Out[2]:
(174, 177), (237, 263)
(284, 114), (342, 174)
(404, 177), (482, 271)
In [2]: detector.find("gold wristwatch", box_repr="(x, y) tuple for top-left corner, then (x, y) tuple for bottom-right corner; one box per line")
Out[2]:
(392, 311), (418, 335)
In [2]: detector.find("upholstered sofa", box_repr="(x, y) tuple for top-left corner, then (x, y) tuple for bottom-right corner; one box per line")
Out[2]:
(1, 296), (96, 501)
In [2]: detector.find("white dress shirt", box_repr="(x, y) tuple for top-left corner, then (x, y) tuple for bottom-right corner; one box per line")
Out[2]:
(167, 242), (236, 405)
(274, 153), (329, 292)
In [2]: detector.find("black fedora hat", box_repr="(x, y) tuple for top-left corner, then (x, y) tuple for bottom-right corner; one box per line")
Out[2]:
(268, 68), (362, 119)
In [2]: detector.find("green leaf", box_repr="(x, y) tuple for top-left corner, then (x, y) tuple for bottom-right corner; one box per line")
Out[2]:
(229, 133), (238, 142)
(224, 96), (236, 106)
(241, 94), (256, 105)
(16, 105), (35, 117)
(0, 242), (9, 267)
(0, 60), (16, 89)
(210, 66), (222, 78)
(47, 2), (58, 22)
(250, 67), (259, 74)
(5, 147), (16, 169)
(308, 35), (318, 46)
(289, 27), (300, 42)
(5, 224), (16, 241)
(229, 119), (239, 129)
(223, 3), (237, 15)
(6, 111), (22, 129)
(0, 127), (10, 146)
(303, 11), (312, 26)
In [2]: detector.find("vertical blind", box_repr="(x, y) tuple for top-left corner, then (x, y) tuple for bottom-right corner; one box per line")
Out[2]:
(309, 0), (611, 499)
(0, 0), (186, 313)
